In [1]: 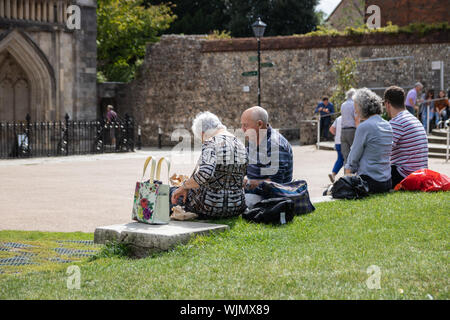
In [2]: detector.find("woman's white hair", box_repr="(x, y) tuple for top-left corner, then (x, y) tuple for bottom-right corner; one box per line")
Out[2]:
(345, 88), (356, 100)
(191, 111), (226, 139)
(354, 88), (382, 119)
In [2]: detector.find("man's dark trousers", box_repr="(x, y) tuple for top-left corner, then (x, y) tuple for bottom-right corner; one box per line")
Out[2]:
(320, 116), (331, 140)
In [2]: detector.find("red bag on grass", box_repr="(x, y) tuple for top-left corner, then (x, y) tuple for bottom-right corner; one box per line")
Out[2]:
(394, 169), (450, 192)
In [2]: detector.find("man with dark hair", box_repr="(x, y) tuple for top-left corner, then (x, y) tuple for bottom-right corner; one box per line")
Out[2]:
(315, 97), (335, 140)
(384, 86), (428, 188)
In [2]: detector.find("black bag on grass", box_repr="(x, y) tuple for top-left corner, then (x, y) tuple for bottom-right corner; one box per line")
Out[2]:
(260, 180), (315, 215)
(331, 175), (369, 200)
(242, 198), (295, 225)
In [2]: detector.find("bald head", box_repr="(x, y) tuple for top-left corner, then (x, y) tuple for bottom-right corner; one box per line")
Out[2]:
(242, 106), (269, 125)
(241, 106), (269, 143)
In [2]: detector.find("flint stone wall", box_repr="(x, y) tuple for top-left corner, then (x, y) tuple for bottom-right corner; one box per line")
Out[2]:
(118, 31), (450, 146)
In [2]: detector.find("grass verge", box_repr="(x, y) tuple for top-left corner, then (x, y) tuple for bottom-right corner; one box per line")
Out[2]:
(0, 192), (448, 299)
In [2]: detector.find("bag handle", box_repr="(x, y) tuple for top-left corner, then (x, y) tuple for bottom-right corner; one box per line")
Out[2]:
(155, 157), (171, 183)
(142, 156), (157, 183)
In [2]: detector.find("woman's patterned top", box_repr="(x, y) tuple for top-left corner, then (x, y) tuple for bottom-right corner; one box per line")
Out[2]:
(185, 134), (248, 218)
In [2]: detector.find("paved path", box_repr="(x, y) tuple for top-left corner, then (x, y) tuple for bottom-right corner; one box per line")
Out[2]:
(1, 145), (449, 233)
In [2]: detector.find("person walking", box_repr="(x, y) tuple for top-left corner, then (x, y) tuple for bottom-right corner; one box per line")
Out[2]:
(340, 88), (358, 164)
(328, 116), (343, 183)
(405, 82), (423, 116)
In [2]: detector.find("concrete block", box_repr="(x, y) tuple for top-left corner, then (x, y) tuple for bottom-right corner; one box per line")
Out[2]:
(94, 221), (229, 258)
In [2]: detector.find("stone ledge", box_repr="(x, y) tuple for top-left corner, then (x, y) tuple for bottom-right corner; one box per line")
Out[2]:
(94, 221), (229, 258)
(201, 30), (450, 52)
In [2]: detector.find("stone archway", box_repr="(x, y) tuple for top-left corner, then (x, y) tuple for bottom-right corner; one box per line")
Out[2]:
(0, 29), (55, 121)
(0, 52), (31, 121)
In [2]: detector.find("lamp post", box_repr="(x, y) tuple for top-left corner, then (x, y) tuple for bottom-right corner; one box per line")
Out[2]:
(252, 17), (267, 106)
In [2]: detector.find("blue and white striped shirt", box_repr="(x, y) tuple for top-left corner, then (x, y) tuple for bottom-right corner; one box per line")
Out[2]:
(246, 126), (293, 184)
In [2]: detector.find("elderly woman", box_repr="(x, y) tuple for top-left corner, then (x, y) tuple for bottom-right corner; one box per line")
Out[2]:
(344, 88), (393, 193)
(171, 112), (248, 218)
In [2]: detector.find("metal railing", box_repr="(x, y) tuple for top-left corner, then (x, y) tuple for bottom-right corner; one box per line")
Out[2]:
(313, 112), (341, 150)
(419, 97), (449, 135)
(439, 119), (450, 163)
(0, 113), (135, 159)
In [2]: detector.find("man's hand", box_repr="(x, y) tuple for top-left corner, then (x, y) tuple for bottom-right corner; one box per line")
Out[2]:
(344, 169), (354, 176)
(243, 178), (262, 190)
(171, 187), (188, 205)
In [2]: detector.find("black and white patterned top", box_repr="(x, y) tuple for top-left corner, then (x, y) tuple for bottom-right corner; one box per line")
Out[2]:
(185, 134), (248, 218)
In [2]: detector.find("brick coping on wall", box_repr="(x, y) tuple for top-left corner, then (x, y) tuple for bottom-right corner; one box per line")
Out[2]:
(201, 30), (450, 52)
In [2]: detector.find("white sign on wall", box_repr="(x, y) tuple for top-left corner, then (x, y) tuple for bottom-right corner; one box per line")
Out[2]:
(432, 61), (442, 70)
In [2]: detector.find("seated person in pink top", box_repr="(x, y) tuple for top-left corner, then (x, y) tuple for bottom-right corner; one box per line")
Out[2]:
(384, 86), (429, 187)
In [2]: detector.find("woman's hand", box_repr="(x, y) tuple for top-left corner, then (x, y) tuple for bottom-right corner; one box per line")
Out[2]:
(171, 187), (188, 205)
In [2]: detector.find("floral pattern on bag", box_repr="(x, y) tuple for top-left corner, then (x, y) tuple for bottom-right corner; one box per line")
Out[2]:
(132, 181), (159, 223)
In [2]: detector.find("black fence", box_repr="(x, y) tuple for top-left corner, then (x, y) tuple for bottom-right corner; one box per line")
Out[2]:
(0, 114), (135, 159)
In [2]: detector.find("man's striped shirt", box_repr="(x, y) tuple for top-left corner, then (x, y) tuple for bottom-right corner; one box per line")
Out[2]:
(390, 110), (428, 177)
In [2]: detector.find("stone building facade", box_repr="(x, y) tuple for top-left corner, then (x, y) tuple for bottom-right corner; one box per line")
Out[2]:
(118, 31), (449, 146)
(0, 0), (97, 122)
(327, 0), (450, 30)
(326, 0), (365, 30)
(365, 0), (450, 28)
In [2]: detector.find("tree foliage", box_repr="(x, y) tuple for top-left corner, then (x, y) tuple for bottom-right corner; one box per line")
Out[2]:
(331, 57), (358, 110)
(147, 0), (319, 37)
(97, 0), (176, 82)
(146, 0), (229, 35)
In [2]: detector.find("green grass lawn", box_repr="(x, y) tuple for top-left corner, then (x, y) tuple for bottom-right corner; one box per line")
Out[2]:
(0, 192), (448, 300)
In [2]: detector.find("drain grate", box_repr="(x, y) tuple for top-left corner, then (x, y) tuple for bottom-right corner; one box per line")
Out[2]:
(53, 248), (97, 257)
(56, 240), (96, 245)
(0, 256), (36, 266)
(49, 257), (74, 264)
(1, 242), (35, 249)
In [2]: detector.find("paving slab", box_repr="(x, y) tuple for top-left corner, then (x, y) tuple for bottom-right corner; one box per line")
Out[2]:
(94, 221), (229, 257)
(1, 145), (448, 233)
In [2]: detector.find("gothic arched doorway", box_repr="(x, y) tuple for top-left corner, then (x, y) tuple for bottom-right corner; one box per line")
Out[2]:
(0, 52), (31, 122)
(0, 29), (55, 121)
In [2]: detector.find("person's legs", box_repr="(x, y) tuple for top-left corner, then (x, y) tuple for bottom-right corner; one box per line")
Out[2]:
(320, 117), (327, 139)
(434, 111), (440, 127)
(391, 165), (405, 189)
(421, 110), (428, 131)
(341, 128), (356, 164)
(360, 175), (392, 194)
(245, 193), (263, 209)
(329, 144), (343, 183)
(322, 117), (331, 140)
(333, 144), (344, 173)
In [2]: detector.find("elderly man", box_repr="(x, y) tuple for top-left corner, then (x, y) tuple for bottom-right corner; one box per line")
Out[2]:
(340, 88), (358, 164)
(384, 86), (428, 187)
(405, 82), (423, 115)
(241, 106), (293, 207)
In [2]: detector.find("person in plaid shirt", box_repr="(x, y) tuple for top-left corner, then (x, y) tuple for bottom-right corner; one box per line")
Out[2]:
(240, 106), (293, 207)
